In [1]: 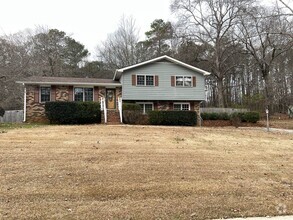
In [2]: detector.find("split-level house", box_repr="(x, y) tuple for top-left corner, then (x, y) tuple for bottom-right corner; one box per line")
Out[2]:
(17, 55), (210, 124)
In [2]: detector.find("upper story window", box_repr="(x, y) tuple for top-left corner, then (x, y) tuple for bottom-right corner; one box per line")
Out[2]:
(74, 87), (93, 101)
(137, 75), (154, 86)
(173, 103), (190, 111)
(176, 76), (192, 87)
(40, 87), (51, 102)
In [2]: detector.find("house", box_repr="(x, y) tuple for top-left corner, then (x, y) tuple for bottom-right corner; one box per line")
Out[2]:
(16, 55), (210, 124)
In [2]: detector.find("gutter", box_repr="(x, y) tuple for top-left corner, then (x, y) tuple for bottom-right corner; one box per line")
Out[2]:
(113, 69), (123, 81)
(115, 55), (211, 76)
(16, 81), (122, 87)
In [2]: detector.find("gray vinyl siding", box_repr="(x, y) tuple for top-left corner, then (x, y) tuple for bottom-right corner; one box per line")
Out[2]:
(122, 62), (206, 100)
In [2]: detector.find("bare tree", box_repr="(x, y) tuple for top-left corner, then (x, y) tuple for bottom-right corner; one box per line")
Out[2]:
(96, 16), (140, 69)
(171, 0), (252, 107)
(237, 5), (293, 110)
(0, 33), (31, 109)
(0, 27), (90, 109)
(278, 0), (293, 13)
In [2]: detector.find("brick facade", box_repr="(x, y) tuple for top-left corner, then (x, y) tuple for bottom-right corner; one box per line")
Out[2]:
(25, 85), (106, 123)
(26, 85), (48, 123)
(55, 86), (70, 101)
(26, 84), (201, 125)
(123, 100), (201, 125)
(153, 101), (201, 123)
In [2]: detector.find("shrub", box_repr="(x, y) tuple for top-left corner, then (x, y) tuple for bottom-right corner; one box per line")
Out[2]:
(200, 112), (209, 120)
(219, 113), (230, 120)
(201, 112), (229, 120)
(230, 111), (260, 123)
(45, 101), (101, 124)
(123, 103), (141, 111)
(123, 110), (143, 124)
(149, 111), (197, 126)
(230, 113), (241, 128)
(0, 107), (5, 117)
(241, 111), (260, 123)
(122, 103), (144, 124)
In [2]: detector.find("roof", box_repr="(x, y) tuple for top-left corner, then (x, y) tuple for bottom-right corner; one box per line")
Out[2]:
(16, 76), (121, 86)
(113, 55), (211, 80)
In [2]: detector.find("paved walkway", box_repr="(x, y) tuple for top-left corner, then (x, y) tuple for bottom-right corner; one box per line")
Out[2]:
(215, 216), (293, 220)
(266, 128), (293, 134)
(238, 127), (293, 134)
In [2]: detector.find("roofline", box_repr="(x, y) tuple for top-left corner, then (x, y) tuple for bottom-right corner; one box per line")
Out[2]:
(16, 81), (122, 87)
(113, 55), (211, 80)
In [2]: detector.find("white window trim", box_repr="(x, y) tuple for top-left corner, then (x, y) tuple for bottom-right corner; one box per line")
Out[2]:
(175, 75), (192, 87)
(136, 74), (155, 86)
(136, 102), (154, 114)
(173, 102), (191, 111)
(39, 85), (51, 103)
(73, 87), (94, 102)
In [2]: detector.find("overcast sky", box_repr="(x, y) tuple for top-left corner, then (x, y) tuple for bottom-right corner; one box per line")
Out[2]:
(0, 0), (173, 58)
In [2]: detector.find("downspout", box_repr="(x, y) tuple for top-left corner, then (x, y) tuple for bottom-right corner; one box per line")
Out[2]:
(119, 97), (123, 123)
(23, 83), (26, 122)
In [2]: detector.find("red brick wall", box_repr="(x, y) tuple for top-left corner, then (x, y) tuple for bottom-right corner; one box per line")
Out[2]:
(26, 85), (105, 123)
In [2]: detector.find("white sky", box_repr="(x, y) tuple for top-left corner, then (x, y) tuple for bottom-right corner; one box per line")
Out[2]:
(0, 0), (173, 58)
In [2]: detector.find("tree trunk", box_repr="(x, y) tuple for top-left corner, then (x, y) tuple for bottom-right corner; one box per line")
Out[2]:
(263, 70), (272, 112)
(217, 78), (225, 107)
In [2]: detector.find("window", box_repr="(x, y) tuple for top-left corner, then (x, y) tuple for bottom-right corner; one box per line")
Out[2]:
(40, 87), (51, 102)
(74, 87), (93, 101)
(84, 88), (93, 101)
(146, 75), (154, 86)
(137, 102), (154, 114)
(173, 103), (190, 111)
(176, 76), (192, 87)
(137, 75), (154, 86)
(137, 75), (145, 86)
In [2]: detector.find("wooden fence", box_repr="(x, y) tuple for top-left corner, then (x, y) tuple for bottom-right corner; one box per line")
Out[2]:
(0, 110), (24, 123)
(200, 108), (248, 114)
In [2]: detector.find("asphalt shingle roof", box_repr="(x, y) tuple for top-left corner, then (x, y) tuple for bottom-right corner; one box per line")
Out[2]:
(17, 76), (121, 85)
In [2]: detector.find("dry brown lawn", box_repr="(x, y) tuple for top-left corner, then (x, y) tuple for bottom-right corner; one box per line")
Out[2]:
(0, 125), (292, 219)
(258, 115), (293, 130)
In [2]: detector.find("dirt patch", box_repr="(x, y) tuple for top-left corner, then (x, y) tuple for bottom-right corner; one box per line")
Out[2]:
(0, 125), (292, 219)
(202, 119), (232, 127)
(259, 119), (293, 130)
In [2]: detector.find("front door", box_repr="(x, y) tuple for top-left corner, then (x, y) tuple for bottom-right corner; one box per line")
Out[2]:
(106, 89), (116, 109)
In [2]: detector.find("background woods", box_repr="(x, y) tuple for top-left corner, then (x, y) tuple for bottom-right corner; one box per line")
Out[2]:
(0, 0), (292, 113)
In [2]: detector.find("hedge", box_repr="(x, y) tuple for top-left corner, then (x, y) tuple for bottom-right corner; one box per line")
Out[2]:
(0, 107), (5, 117)
(201, 111), (260, 123)
(232, 111), (260, 123)
(45, 101), (101, 124)
(149, 111), (197, 126)
(200, 112), (260, 123)
(201, 112), (229, 120)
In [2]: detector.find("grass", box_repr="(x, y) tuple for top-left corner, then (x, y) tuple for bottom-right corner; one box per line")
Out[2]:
(0, 123), (47, 131)
(0, 125), (292, 220)
(261, 114), (293, 130)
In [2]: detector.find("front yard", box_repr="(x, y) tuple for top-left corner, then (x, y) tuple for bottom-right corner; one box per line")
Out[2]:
(0, 125), (292, 219)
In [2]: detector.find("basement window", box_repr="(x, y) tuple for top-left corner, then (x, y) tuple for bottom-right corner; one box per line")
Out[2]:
(173, 103), (190, 111)
(137, 102), (154, 114)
